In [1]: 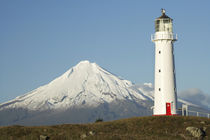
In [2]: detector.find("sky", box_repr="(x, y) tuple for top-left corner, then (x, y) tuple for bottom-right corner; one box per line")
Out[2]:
(0, 0), (210, 103)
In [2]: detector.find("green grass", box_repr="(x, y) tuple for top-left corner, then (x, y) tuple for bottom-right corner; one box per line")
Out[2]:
(0, 116), (209, 140)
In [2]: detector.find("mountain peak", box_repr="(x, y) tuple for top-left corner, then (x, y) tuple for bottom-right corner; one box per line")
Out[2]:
(72, 60), (98, 72)
(77, 60), (91, 65)
(76, 60), (98, 67)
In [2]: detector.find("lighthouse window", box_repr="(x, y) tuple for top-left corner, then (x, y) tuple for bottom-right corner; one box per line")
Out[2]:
(155, 19), (173, 32)
(163, 19), (169, 23)
(159, 69), (161, 72)
(155, 20), (160, 32)
(159, 88), (161, 91)
(159, 51), (161, 54)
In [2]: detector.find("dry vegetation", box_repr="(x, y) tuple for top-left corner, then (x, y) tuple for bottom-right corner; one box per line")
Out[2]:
(0, 116), (209, 140)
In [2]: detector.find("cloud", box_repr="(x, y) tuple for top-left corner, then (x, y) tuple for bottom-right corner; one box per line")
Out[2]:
(178, 88), (210, 109)
(137, 83), (210, 110)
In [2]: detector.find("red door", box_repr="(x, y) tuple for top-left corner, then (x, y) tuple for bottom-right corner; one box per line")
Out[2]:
(166, 103), (171, 115)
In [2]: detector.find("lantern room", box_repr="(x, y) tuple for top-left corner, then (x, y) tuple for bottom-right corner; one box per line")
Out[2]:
(155, 9), (173, 33)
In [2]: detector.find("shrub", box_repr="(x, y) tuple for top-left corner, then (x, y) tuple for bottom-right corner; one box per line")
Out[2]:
(95, 118), (103, 123)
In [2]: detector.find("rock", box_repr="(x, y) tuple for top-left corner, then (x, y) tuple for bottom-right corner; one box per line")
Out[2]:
(200, 121), (205, 124)
(40, 135), (50, 140)
(80, 133), (87, 139)
(89, 131), (95, 136)
(186, 127), (205, 138)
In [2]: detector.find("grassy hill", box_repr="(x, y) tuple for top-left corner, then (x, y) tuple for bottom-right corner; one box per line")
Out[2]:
(0, 116), (209, 140)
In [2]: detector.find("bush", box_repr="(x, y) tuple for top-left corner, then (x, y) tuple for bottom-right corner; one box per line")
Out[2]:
(95, 118), (103, 123)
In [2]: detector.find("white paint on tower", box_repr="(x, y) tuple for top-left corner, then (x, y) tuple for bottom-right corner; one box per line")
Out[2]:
(151, 9), (178, 115)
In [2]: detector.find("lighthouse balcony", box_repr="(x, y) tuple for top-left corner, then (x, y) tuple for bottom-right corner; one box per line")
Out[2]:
(151, 33), (177, 41)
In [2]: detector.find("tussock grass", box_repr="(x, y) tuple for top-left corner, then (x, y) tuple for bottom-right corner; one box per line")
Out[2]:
(0, 116), (209, 140)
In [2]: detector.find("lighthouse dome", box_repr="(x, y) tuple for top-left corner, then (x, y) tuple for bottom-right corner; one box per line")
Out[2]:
(157, 9), (172, 19)
(155, 9), (173, 32)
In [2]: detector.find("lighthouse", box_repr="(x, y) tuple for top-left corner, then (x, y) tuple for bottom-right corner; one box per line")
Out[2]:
(151, 9), (178, 116)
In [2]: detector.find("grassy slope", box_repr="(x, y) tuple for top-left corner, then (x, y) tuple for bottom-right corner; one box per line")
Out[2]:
(0, 116), (209, 140)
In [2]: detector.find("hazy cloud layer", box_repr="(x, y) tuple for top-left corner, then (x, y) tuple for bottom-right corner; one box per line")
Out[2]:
(178, 88), (210, 109)
(138, 83), (210, 110)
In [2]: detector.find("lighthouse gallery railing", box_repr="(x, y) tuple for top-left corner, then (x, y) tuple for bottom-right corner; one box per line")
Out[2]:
(151, 33), (178, 41)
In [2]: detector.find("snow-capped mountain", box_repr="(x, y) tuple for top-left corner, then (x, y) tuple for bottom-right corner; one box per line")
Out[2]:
(0, 61), (153, 126)
(0, 60), (148, 111)
(0, 60), (208, 126)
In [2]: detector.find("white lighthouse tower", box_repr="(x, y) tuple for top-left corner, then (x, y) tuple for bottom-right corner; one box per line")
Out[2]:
(152, 9), (178, 116)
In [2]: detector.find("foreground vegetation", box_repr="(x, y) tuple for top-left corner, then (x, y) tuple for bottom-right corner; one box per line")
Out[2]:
(0, 116), (209, 140)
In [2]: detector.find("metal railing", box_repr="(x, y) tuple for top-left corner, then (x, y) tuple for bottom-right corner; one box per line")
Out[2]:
(177, 105), (210, 118)
(186, 110), (210, 118)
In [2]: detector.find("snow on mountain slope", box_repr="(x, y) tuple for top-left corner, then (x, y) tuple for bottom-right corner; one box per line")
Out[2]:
(133, 83), (154, 100)
(0, 60), (148, 111)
